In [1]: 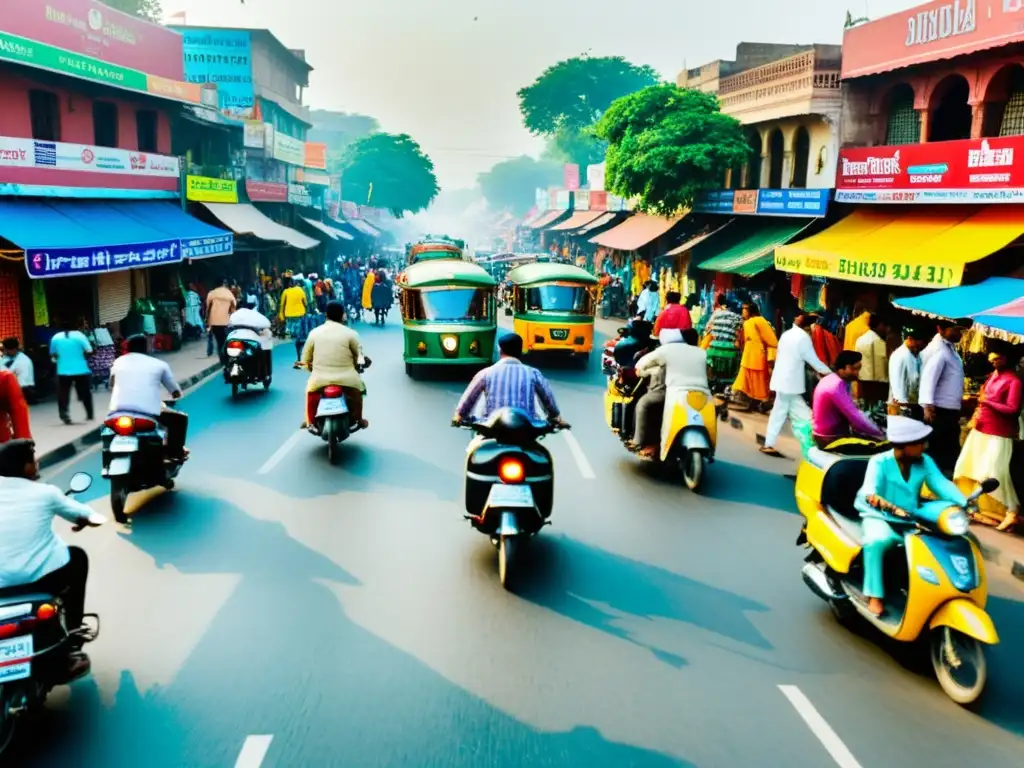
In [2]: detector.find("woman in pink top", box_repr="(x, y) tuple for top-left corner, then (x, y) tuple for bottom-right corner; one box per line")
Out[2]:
(954, 345), (1022, 531)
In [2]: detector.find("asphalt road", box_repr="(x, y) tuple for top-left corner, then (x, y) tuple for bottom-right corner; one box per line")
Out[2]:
(10, 315), (1024, 767)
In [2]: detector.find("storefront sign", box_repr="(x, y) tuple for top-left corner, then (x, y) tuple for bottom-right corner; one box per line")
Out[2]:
(693, 188), (829, 216)
(589, 191), (608, 211)
(534, 188), (548, 210)
(304, 171), (330, 187)
(273, 132), (305, 166)
(564, 164), (580, 191)
(0, 136), (180, 177)
(243, 121), (264, 149)
(26, 239), (183, 278)
(304, 142), (327, 170)
(775, 250), (964, 289)
(575, 190), (591, 211)
(186, 176), (238, 203)
(181, 234), (233, 260)
(262, 123), (275, 155)
(178, 28), (254, 118)
(842, 0), (1023, 79)
(245, 180), (288, 202)
(836, 136), (1024, 203)
(733, 190), (759, 213)
(587, 163), (606, 192)
(6, 0), (185, 80)
(287, 183), (312, 207)
(552, 190), (571, 210)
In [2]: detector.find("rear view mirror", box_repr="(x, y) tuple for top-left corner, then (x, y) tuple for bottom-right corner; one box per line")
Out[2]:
(980, 478), (1000, 494)
(68, 472), (93, 494)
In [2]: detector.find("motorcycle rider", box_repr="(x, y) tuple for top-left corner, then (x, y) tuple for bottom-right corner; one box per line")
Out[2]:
(854, 415), (968, 616)
(227, 304), (274, 380)
(108, 335), (188, 461)
(0, 439), (98, 680)
(301, 300), (369, 430)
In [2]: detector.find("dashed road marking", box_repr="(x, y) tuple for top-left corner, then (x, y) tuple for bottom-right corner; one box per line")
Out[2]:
(258, 431), (305, 475)
(234, 735), (273, 768)
(778, 685), (862, 768)
(562, 430), (596, 480)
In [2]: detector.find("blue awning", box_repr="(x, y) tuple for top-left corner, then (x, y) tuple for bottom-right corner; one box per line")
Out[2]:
(0, 200), (233, 279)
(892, 277), (1024, 321)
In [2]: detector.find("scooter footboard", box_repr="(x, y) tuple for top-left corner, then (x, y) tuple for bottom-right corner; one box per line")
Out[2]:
(930, 599), (999, 644)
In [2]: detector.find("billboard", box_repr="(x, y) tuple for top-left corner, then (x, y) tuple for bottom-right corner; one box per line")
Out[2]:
(178, 28), (254, 118)
(692, 188), (829, 216)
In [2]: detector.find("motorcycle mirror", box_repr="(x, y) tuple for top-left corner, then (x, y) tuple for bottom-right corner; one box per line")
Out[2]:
(68, 472), (93, 494)
(980, 478), (1000, 494)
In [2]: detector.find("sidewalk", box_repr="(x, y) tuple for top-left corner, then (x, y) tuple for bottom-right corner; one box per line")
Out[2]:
(29, 340), (223, 470)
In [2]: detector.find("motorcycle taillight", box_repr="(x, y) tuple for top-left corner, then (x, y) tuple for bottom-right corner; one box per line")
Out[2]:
(104, 415), (156, 435)
(323, 385), (343, 398)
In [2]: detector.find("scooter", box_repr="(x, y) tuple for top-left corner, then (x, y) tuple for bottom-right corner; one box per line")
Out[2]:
(223, 333), (272, 398)
(100, 402), (188, 523)
(794, 445), (999, 706)
(305, 358), (371, 464)
(0, 472), (104, 757)
(455, 408), (567, 589)
(604, 363), (719, 491)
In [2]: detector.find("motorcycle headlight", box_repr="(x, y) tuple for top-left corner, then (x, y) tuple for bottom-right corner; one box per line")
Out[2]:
(937, 508), (970, 536)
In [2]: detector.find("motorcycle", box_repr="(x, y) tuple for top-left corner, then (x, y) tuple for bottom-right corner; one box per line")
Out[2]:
(794, 445), (999, 706)
(100, 402), (188, 523)
(0, 472), (104, 757)
(604, 363), (719, 491)
(305, 358), (371, 464)
(223, 332), (272, 398)
(455, 408), (567, 589)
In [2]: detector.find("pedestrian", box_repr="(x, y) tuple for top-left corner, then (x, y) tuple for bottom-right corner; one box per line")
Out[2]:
(919, 320), (967, 476)
(0, 368), (30, 443)
(732, 303), (777, 411)
(843, 302), (871, 351)
(703, 294), (743, 385)
(888, 326), (928, 419)
(49, 320), (94, 425)
(854, 313), (890, 407)
(278, 276), (309, 362)
(183, 282), (203, 341)
(653, 291), (692, 334)
(371, 270), (391, 326)
(2, 338), (36, 403)
(954, 342), (1021, 532)
(760, 311), (831, 457)
(205, 278), (237, 361)
(361, 270), (375, 314)
(636, 281), (659, 324)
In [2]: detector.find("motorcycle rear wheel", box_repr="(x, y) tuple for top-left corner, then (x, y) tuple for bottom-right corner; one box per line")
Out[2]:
(0, 686), (17, 757)
(498, 535), (517, 589)
(110, 481), (129, 524)
(931, 627), (987, 707)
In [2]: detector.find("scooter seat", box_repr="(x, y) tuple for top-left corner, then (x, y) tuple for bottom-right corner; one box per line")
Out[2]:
(820, 457), (870, 520)
(828, 511), (864, 545)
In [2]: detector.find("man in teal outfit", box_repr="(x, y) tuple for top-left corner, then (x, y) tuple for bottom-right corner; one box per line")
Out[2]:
(853, 415), (968, 617)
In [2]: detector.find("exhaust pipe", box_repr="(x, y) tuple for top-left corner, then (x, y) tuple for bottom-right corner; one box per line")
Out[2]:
(801, 562), (844, 601)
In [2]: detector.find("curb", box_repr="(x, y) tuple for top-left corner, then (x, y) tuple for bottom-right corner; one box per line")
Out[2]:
(37, 359), (223, 472)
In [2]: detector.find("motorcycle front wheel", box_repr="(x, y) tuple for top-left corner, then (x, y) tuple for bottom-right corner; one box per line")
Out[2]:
(682, 450), (704, 492)
(931, 627), (987, 707)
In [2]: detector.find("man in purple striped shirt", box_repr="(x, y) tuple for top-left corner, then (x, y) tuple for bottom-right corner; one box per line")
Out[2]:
(453, 334), (566, 424)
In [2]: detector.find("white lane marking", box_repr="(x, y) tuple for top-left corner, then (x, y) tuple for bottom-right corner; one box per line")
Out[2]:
(562, 430), (595, 480)
(258, 431), (305, 475)
(234, 735), (273, 768)
(778, 685), (863, 768)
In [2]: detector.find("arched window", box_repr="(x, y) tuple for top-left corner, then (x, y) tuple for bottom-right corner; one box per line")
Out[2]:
(884, 84), (920, 145)
(767, 129), (784, 188)
(989, 65), (1024, 136)
(929, 75), (972, 142)
(791, 126), (811, 188)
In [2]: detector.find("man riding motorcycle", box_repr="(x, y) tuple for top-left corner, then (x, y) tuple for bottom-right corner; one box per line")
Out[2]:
(227, 305), (274, 380)
(0, 439), (98, 680)
(300, 300), (369, 430)
(853, 415), (968, 616)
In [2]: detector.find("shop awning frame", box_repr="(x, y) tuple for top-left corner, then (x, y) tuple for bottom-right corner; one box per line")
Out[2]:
(301, 217), (354, 241)
(548, 211), (605, 232)
(528, 210), (567, 230)
(663, 221), (734, 257)
(892, 277), (1024, 321)
(202, 203), (318, 250)
(589, 213), (684, 250)
(576, 212), (620, 233)
(347, 219), (382, 237)
(694, 219), (811, 278)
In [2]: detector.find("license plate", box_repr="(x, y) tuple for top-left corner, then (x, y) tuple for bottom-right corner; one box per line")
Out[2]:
(109, 436), (138, 453)
(317, 398), (348, 416)
(486, 483), (534, 508)
(0, 635), (33, 684)
(105, 457), (131, 477)
(550, 329), (568, 340)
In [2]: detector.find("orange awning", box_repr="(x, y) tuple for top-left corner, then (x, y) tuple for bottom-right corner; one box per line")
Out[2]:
(549, 211), (605, 231)
(589, 213), (683, 250)
(529, 210), (566, 229)
(577, 212), (619, 233)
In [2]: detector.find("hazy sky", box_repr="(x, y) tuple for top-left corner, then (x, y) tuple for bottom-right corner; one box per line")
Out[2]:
(165, 0), (923, 190)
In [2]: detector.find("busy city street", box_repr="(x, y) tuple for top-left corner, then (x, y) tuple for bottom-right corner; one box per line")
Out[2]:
(5, 317), (1021, 767)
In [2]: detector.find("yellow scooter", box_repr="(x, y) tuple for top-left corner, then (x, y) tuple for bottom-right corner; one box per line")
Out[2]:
(604, 367), (718, 491)
(795, 445), (999, 706)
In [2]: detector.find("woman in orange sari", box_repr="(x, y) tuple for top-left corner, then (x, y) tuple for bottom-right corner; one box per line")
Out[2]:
(732, 303), (778, 406)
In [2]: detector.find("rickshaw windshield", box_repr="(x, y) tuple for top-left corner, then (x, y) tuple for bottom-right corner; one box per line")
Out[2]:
(525, 285), (591, 313)
(419, 289), (488, 321)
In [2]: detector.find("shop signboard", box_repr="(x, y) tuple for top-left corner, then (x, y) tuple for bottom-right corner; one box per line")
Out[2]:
(575, 190), (591, 211)
(304, 171), (330, 187)
(178, 28), (254, 118)
(535, 188), (548, 210)
(262, 124), (275, 155)
(774, 250), (965, 290)
(842, 0), (1024, 80)
(273, 132), (305, 166)
(587, 163), (606, 192)
(589, 191), (608, 211)
(243, 122), (264, 149)
(186, 176), (238, 203)
(549, 190), (571, 210)
(693, 188), (829, 216)
(564, 164), (580, 191)
(304, 142), (328, 170)
(245, 180), (287, 202)
(835, 136), (1024, 203)
(0, 136), (179, 177)
(26, 239), (183, 279)
(287, 183), (312, 207)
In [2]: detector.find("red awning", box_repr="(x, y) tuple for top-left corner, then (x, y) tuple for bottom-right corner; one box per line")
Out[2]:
(548, 211), (605, 232)
(529, 210), (566, 229)
(590, 213), (683, 250)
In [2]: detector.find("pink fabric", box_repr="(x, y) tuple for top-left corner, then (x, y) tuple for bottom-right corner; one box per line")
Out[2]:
(812, 373), (885, 441)
(975, 370), (1022, 439)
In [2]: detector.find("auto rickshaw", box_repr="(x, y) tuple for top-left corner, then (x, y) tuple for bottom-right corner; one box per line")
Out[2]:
(408, 236), (465, 264)
(397, 259), (498, 378)
(506, 262), (598, 361)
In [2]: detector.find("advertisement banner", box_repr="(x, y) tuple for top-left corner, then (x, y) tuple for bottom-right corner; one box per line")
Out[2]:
(287, 183), (312, 207)
(0, 136), (179, 177)
(186, 176), (238, 203)
(563, 164), (580, 191)
(842, 0), (1024, 80)
(5, 0), (185, 80)
(574, 190), (591, 211)
(273, 132), (305, 166)
(304, 142), (327, 170)
(835, 136), (1024, 203)
(587, 163), (606, 192)
(589, 191), (608, 211)
(243, 122), (264, 149)
(304, 171), (330, 187)
(245, 180), (287, 202)
(693, 188), (829, 216)
(26, 239), (183, 279)
(774, 249), (965, 290)
(179, 28), (254, 118)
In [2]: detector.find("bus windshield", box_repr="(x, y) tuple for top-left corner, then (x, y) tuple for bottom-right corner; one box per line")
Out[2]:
(418, 289), (488, 321)
(525, 285), (591, 313)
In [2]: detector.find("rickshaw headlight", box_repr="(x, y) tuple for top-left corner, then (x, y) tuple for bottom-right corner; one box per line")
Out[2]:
(442, 335), (458, 352)
(937, 508), (970, 536)
(469, 339), (480, 355)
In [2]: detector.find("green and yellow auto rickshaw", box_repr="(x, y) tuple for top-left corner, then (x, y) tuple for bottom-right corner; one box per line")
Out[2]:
(506, 262), (598, 360)
(397, 259), (498, 378)
(407, 236), (466, 264)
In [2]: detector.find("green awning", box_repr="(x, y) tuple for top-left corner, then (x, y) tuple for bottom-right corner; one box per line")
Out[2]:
(694, 219), (811, 277)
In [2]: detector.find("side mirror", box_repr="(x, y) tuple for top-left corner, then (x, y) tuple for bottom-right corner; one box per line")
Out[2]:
(980, 478), (1000, 494)
(68, 472), (93, 494)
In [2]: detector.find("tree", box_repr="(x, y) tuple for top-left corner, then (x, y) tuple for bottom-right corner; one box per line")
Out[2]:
(477, 156), (562, 216)
(103, 0), (162, 21)
(340, 133), (439, 218)
(518, 55), (660, 167)
(308, 111), (380, 175)
(595, 84), (751, 216)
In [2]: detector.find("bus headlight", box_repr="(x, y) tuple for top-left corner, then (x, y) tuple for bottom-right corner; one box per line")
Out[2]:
(442, 335), (458, 352)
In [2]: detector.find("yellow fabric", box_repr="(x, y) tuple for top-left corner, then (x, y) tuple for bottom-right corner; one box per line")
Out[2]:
(843, 312), (870, 351)
(362, 274), (375, 309)
(955, 430), (1020, 519)
(279, 286), (307, 319)
(775, 206), (1024, 289)
(301, 320), (364, 392)
(733, 316), (777, 401)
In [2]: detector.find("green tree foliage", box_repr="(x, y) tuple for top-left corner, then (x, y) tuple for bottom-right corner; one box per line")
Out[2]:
(596, 84), (751, 215)
(518, 55), (659, 167)
(340, 133), (439, 218)
(477, 156), (562, 216)
(103, 0), (162, 21)
(308, 111), (380, 175)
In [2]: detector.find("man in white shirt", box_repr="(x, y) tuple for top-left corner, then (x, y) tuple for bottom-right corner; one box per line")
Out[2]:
(855, 314), (890, 407)
(228, 307), (274, 379)
(635, 281), (659, 324)
(889, 326), (928, 417)
(2, 337), (35, 402)
(0, 439), (96, 680)
(108, 335), (188, 460)
(762, 312), (831, 457)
